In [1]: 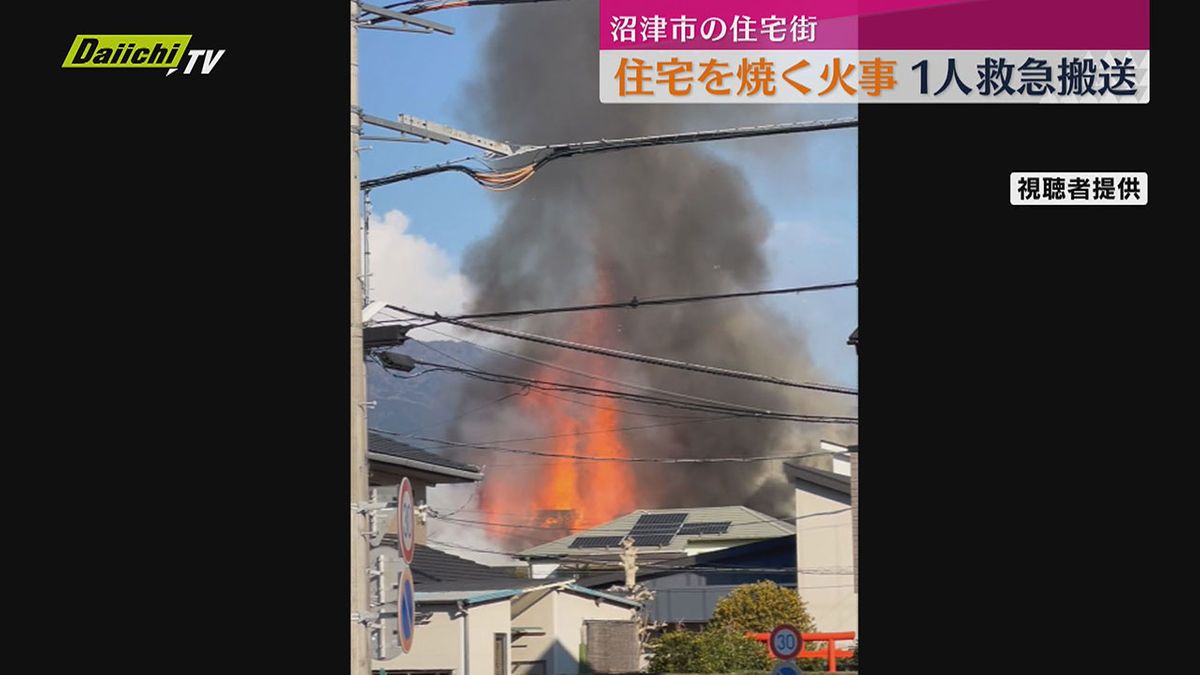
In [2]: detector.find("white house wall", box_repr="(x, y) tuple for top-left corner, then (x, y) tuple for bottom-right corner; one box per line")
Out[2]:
(375, 603), (464, 673)
(467, 600), (512, 675)
(511, 588), (558, 674)
(373, 592), (634, 675)
(795, 488), (858, 635)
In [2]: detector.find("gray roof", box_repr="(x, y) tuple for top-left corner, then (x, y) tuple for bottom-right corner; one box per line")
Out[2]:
(410, 544), (523, 586)
(784, 463), (851, 496)
(415, 581), (549, 606)
(415, 581), (641, 608)
(519, 506), (794, 559)
(368, 433), (483, 481)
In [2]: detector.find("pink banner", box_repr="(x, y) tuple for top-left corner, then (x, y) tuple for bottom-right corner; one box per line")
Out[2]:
(600, 0), (1150, 50)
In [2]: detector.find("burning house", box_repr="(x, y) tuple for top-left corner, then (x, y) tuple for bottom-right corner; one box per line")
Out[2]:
(437, 0), (857, 553)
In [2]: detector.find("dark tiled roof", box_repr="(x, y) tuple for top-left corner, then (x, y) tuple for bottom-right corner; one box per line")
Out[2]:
(369, 433), (482, 476)
(416, 578), (548, 594)
(410, 544), (523, 586)
(848, 327), (858, 345)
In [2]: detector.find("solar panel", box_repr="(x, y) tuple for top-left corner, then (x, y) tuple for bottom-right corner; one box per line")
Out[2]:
(677, 521), (733, 536)
(630, 533), (674, 547)
(629, 513), (687, 542)
(629, 524), (679, 535)
(569, 536), (625, 549)
(634, 513), (688, 527)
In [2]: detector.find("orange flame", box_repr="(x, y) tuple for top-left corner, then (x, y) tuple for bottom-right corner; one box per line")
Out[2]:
(477, 271), (636, 542)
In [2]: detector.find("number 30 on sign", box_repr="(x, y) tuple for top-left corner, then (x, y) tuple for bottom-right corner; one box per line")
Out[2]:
(770, 624), (803, 660)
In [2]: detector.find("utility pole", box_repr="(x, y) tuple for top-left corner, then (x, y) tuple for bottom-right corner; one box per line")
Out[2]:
(351, 8), (453, 674)
(350, 1), (371, 674)
(619, 535), (638, 587)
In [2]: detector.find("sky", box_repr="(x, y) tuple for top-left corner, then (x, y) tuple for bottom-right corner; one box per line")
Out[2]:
(358, 6), (858, 387)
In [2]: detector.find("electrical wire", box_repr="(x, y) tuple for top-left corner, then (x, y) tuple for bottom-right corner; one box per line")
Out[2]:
(396, 281), (856, 324)
(420, 315), (858, 395)
(420, 414), (738, 448)
(430, 506), (816, 534)
(432, 514), (787, 535)
(370, 360), (530, 436)
(408, 328), (820, 420)
(440, 506), (850, 525)
(380, 360), (857, 421)
(377, 430), (843, 464)
(393, 342), (854, 421)
(531, 389), (713, 421)
(424, 538), (852, 576)
(433, 491), (479, 518)
(361, 117), (859, 190)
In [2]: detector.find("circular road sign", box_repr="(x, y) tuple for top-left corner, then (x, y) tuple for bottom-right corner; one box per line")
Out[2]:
(771, 661), (801, 675)
(398, 565), (415, 654)
(770, 624), (803, 660)
(398, 477), (416, 564)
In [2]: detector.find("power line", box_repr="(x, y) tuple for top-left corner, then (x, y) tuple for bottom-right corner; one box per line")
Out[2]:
(372, 427), (842, 464)
(432, 513), (792, 534)
(401, 335), (714, 420)
(396, 357), (856, 422)
(425, 538), (523, 559)
(531, 389), (713, 421)
(369, 357), (529, 433)
(628, 562), (852, 575)
(408, 329), (817, 420)
(395, 310), (858, 396)
(362, 117), (859, 190)
(396, 281), (856, 324)
(424, 538), (852, 575)
(420, 414), (739, 448)
(432, 492), (479, 518)
(439, 506), (849, 525)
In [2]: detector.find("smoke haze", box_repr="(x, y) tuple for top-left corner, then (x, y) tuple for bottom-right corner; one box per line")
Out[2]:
(443, 0), (857, 545)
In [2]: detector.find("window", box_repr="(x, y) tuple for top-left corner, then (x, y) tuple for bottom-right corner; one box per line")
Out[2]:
(494, 633), (509, 675)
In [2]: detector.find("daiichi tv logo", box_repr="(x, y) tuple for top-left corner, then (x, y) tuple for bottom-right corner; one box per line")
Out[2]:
(62, 35), (225, 76)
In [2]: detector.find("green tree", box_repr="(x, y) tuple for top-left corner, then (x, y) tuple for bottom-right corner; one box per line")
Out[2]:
(709, 580), (817, 633)
(647, 628), (771, 674)
(843, 642), (857, 669)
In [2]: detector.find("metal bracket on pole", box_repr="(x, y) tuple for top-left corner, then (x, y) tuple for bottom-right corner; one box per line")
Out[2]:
(351, 611), (381, 625)
(353, 500), (398, 514)
(397, 115), (516, 155)
(360, 4), (456, 35)
(361, 135), (431, 143)
(362, 113), (547, 163)
(362, 300), (391, 325)
(358, 23), (435, 34)
(361, 114), (448, 146)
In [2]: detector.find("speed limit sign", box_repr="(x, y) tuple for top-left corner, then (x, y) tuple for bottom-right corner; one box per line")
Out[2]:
(769, 624), (803, 660)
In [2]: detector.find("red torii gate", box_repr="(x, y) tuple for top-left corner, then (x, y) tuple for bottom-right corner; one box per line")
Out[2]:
(745, 631), (857, 672)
